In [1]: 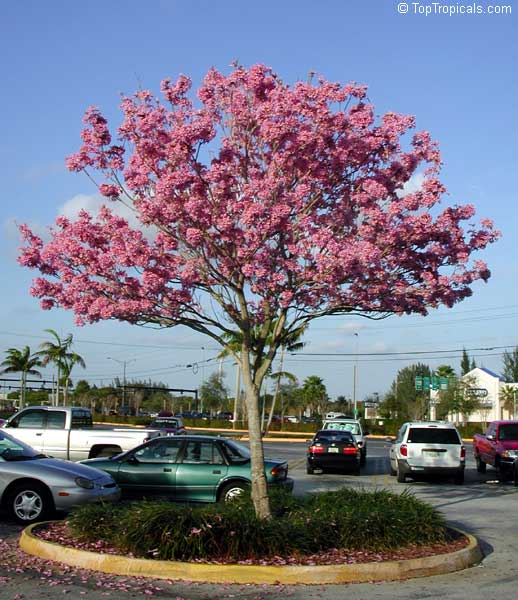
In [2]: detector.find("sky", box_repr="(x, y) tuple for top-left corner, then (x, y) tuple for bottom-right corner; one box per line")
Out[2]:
(0, 0), (517, 404)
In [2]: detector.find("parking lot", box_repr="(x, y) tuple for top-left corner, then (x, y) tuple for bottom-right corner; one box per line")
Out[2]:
(0, 437), (517, 599)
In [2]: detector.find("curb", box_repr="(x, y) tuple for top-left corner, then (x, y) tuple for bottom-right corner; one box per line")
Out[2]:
(19, 524), (482, 585)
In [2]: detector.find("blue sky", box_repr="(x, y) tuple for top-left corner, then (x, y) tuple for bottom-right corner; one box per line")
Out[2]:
(1, 0), (517, 402)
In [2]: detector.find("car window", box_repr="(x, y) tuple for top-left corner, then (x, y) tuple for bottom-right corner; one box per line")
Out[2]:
(396, 424), (407, 443)
(150, 419), (179, 428)
(220, 439), (251, 463)
(323, 422), (360, 434)
(134, 439), (183, 462)
(498, 424), (518, 441)
(14, 410), (46, 429)
(181, 441), (224, 464)
(407, 428), (460, 444)
(487, 423), (497, 437)
(71, 410), (93, 429)
(0, 432), (40, 460)
(46, 411), (66, 429)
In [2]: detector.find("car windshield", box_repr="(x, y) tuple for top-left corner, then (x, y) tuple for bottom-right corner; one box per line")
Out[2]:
(324, 422), (360, 434)
(221, 439), (251, 463)
(150, 419), (179, 428)
(498, 424), (518, 441)
(0, 431), (43, 461)
(407, 428), (460, 444)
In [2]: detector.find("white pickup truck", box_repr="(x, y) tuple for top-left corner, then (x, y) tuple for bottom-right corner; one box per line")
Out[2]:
(1, 406), (163, 461)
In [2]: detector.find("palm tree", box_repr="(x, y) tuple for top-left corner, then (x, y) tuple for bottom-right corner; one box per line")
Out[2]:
(61, 352), (86, 404)
(0, 346), (42, 409)
(37, 330), (85, 406)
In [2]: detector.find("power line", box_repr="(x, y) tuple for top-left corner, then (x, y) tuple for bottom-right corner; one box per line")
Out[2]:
(292, 344), (514, 357)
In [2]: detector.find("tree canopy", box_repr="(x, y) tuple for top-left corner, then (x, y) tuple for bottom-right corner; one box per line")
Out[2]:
(18, 64), (498, 518)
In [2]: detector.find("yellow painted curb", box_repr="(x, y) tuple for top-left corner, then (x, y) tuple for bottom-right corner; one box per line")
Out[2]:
(19, 524), (482, 585)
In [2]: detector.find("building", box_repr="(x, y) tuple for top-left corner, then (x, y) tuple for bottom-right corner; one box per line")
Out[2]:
(460, 367), (517, 422)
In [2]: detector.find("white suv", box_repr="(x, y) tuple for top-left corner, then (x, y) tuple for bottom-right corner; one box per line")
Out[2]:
(389, 421), (466, 484)
(321, 418), (368, 466)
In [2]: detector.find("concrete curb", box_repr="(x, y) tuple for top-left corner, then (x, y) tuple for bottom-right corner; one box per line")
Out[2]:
(19, 524), (482, 585)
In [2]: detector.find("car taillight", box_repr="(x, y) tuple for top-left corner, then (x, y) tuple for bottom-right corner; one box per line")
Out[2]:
(342, 447), (357, 455)
(271, 465), (287, 478)
(460, 446), (466, 459)
(309, 445), (325, 454)
(400, 444), (408, 457)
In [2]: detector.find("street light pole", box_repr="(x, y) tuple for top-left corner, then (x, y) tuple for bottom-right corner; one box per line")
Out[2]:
(107, 357), (136, 412)
(353, 333), (359, 418)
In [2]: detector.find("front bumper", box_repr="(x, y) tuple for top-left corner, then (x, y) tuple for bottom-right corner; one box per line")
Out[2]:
(51, 484), (121, 512)
(398, 459), (464, 478)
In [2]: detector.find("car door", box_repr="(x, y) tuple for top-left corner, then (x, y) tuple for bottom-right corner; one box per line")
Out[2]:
(42, 410), (68, 459)
(4, 409), (47, 451)
(174, 440), (228, 502)
(481, 423), (497, 464)
(115, 438), (184, 497)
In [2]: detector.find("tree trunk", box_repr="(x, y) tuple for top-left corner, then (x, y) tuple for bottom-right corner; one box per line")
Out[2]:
(20, 372), (26, 410)
(240, 366), (271, 520)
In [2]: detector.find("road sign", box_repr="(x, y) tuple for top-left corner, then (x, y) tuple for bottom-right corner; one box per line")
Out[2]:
(415, 376), (423, 391)
(467, 388), (489, 398)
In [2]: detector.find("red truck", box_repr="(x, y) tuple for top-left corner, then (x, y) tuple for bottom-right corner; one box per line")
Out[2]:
(473, 421), (518, 482)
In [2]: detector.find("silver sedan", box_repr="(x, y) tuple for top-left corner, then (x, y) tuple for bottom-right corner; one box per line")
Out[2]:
(0, 430), (120, 524)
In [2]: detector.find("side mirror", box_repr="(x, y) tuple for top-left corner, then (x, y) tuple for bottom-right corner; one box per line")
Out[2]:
(386, 437), (395, 443)
(6, 421), (17, 428)
(126, 455), (139, 464)
(363, 430), (370, 436)
(487, 434), (494, 441)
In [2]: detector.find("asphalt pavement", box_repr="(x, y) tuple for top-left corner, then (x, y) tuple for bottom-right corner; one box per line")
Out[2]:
(1, 439), (517, 600)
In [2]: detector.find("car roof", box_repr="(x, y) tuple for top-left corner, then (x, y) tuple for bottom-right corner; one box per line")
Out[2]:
(323, 418), (360, 423)
(151, 434), (227, 442)
(405, 421), (458, 429)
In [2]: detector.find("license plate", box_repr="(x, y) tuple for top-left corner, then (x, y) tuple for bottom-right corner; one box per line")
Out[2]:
(328, 447), (339, 453)
(424, 450), (441, 456)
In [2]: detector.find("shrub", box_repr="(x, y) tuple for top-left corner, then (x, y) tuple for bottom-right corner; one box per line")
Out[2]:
(67, 488), (447, 561)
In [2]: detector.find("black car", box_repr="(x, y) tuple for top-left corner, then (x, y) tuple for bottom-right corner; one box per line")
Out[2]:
(307, 430), (361, 474)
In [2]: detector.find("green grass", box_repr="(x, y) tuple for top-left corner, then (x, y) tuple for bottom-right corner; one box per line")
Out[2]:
(67, 488), (448, 562)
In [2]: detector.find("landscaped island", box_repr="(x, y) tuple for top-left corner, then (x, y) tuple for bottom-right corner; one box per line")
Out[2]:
(34, 489), (467, 565)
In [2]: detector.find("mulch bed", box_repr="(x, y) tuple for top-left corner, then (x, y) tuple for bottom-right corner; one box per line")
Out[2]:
(34, 521), (470, 566)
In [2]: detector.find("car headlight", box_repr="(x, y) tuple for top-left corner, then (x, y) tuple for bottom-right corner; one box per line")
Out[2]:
(502, 450), (518, 458)
(75, 477), (95, 489)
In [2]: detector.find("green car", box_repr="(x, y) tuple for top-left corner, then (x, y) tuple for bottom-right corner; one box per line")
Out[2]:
(81, 435), (294, 503)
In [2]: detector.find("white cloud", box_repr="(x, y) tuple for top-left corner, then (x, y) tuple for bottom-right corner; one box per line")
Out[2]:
(59, 193), (157, 238)
(396, 172), (425, 198)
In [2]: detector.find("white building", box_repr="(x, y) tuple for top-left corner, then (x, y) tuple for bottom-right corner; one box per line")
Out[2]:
(460, 367), (517, 422)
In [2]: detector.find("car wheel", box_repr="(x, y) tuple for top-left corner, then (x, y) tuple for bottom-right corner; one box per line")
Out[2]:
(219, 482), (248, 503)
(454, 470), (465, 485)
(475, 455), (486, 473)
(7, 482), (53, 525)
(306, 463), (314, 475)
(396, 465), (406, 483)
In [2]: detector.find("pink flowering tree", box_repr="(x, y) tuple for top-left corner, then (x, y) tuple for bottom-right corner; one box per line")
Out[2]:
(19, 64), (498, 519)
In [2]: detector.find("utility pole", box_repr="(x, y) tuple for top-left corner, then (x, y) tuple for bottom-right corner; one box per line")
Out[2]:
(353, 333), (359, 418)
(107, 357), (135, 412)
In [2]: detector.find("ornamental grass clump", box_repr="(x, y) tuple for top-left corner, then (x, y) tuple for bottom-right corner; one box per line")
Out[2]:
(67, 489), (448, 561)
